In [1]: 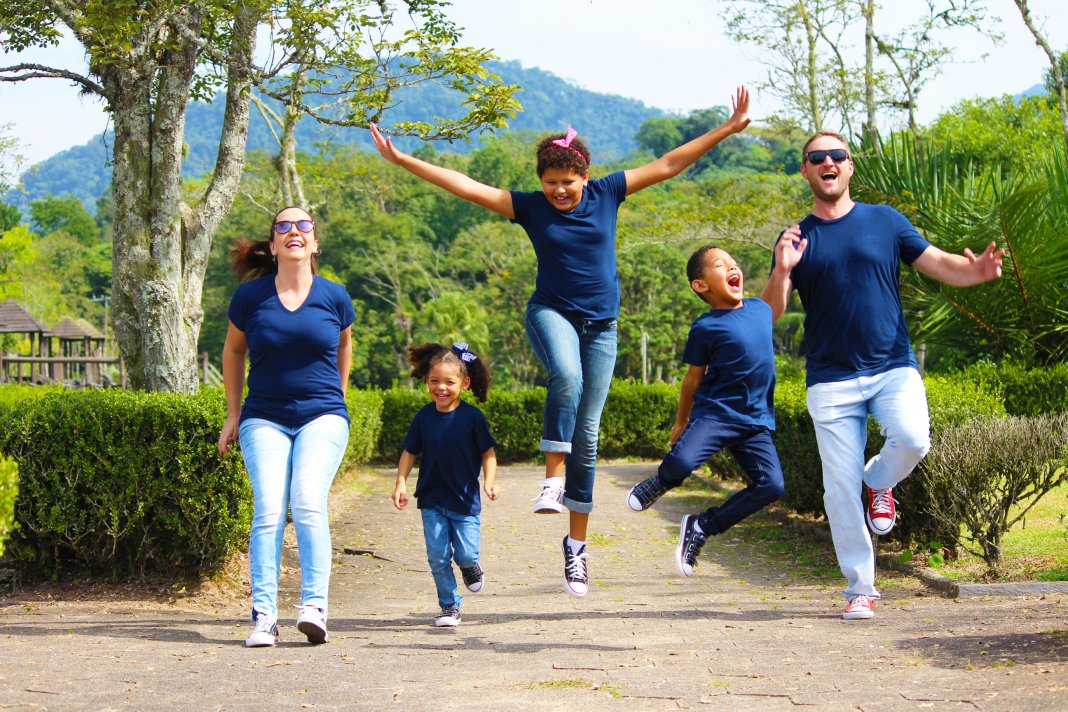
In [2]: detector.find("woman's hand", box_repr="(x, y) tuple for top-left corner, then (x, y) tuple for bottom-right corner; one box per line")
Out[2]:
(218, 414), (240, 456)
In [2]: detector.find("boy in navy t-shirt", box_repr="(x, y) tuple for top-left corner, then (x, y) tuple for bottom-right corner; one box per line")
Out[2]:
(626, 246), (785, 578)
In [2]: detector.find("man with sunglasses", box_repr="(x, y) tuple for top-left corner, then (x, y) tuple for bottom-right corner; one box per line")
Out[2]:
(762, 131), (1004, 620)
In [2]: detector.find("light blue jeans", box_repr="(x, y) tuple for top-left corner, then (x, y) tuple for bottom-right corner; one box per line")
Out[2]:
(525, 303), (618, 513)
(806, 367), (930, 599)
(421, 506), (481, 609)
(239, 414), (349, 619)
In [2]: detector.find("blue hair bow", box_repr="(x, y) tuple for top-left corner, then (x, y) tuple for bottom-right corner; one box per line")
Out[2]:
(452, 342), (477, 363)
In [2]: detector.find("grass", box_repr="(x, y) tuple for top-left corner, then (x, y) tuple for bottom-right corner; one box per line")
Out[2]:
(900, 481), (1068, 582)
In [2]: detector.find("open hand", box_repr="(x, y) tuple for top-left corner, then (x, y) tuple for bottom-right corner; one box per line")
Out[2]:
(774, 224), (807, 273)
(728, 85), (751, 133)
(370, 123), (404, 165)
(964, 241), (1005, 282)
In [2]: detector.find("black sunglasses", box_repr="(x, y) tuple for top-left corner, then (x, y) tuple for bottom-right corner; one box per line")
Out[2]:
(273, 219), (315, 234)
(805, 149), (850, 165)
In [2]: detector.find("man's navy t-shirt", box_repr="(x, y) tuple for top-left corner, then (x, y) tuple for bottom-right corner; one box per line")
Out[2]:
(683, 298), (776, 430)
(228, 274), (355, 427)
(510, 171), (627, 320)
(774, 203), (931, 386)
(403, 401), (497, 517)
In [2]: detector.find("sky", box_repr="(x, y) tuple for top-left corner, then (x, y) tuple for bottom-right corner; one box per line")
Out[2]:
(1, 0), (1065, 167)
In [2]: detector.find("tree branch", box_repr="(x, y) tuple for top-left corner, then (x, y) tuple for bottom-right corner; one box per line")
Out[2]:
(0, 63), (105, 96)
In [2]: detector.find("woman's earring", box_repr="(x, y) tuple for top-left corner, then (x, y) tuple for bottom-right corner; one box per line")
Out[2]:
(315, 248), (322, 256)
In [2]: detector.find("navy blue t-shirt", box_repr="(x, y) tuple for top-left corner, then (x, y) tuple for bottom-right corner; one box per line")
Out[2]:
(510, 171), (628, 319)
(228, 274), (355, 427)
(403, 401), (497, 516)
(773, 203), (931, 386)
(683, 298), (776, 430)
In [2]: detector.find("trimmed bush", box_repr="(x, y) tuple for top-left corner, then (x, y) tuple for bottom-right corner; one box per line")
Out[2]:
(962, 361), (1068, 416)
(345, 389), (384, 465)
(599, 381), (677, 460)
(0, 389), (250, 581)
(0, 455), (15, 558)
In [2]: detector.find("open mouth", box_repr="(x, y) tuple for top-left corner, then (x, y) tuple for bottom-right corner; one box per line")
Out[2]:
(820, 170), (837, 181)
(285, 239), (305, 248)
(727, 273), (742, 289)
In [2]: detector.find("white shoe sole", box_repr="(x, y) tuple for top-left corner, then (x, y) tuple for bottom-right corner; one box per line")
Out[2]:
(563, 577), (588, 597)
(533, 499), (564, 514)
(625, 491), (644, 512)
(434, 617), (460, 627)
(866, 513), (895, 536)
(297, 619), (328, 644)
(675, 517), (695, 577)
(843, 609), (875, 620)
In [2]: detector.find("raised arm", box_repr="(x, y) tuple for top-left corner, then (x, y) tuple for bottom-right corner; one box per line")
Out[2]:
(369, 124), (515, 219)
(624, 86), (751, 195)
(911, 242), (1004, 286)
(760, 225), (807, 320)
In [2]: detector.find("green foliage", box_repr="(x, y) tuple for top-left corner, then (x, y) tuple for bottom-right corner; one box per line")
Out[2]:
(0, 201), (19, 232)
(344, 389), (384, 465)
(29, 194), (102, 244)
(0, 389), (250, 581)
(598, 381), (677, 460)
(0, 455), (15, 558)
(853, 132), (1068, 367)
(916, 413), (1068, 572)
(959, 361), (1068, 416)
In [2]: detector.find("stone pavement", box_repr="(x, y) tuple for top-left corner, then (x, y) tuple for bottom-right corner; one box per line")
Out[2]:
(1, 463), (1065, 710)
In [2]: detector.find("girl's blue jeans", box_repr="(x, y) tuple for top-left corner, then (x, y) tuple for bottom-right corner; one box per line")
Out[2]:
(239, 414), (349, 619)
(524, 303), (618, 513)
(421, 506), (481, 609)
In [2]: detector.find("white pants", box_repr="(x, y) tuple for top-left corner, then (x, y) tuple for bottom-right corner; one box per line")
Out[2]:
(807, 367), (931, 599)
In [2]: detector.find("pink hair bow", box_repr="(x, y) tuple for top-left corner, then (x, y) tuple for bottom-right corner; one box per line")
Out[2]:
(550, 125), (587, 164)
(552, 126), (579, 149)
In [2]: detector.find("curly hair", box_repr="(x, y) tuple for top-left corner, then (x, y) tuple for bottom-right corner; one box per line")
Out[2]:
(407, 342), (492, 403)
(535, 132), (591, 177)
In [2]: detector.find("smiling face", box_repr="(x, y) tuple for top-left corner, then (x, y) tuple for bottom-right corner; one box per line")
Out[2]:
(269, 207), (318, 265)
(539, 167), (589, 213)
(692, 248), (744, 310)
(426, 361), (469, 412)
(800, 134), (854, 204)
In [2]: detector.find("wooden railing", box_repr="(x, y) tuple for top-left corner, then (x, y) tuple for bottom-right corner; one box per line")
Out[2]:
(0, 352), (220, 389)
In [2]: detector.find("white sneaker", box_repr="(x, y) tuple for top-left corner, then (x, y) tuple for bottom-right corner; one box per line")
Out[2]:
(296, 605), (329, 644)
(434, 606), (461, 627)
(245, 615), (278, 647)
(532, 479), (565, 513)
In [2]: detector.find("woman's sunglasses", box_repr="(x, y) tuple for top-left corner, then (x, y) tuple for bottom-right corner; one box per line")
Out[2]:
(805, 149), (850, 165)
(273, 219), (315, 234)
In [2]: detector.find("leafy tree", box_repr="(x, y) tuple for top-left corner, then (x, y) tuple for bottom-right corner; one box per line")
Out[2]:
(29, 195), (101, 243)
(923, 94), (1063, 169)
(0, 202), (19, 233)
(0, 1), (518, 392)
(1013, 0), (1067, 139)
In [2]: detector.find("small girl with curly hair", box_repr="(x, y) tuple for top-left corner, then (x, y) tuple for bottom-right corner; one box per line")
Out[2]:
(392, 342), (498, 627)
(372, 86), (749, 597)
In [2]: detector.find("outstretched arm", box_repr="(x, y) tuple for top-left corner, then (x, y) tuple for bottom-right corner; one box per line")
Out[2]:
(369, 124), (515, 219)
(760, 225), (807, 320)
(624, 86), (751, 195)
(911, 242), (1004, 286)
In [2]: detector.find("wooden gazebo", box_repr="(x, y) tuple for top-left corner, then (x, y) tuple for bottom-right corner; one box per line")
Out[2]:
(0, 300), (50, 383)
(49, 316), (108, 383)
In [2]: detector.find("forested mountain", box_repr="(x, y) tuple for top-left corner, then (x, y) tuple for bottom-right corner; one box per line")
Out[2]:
(11, 60), (665, 214)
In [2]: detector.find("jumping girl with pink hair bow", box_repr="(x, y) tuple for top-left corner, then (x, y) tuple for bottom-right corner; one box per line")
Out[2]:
(370, 86), (750, 598)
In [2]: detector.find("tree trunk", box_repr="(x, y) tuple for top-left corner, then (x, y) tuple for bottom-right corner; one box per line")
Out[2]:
(799, 5), (824, 131)
(862, 0), (881, 152)
(106, 6), (258, 392)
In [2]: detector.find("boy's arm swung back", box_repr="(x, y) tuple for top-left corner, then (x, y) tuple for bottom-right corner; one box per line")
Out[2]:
(670, 365), (706, 445)
(369, 124), (515, 219)
(482, 447), (499, 501)
(761, 225), (807, 321)
(624, 86), (751, 195)
(392, 449), (417, 510)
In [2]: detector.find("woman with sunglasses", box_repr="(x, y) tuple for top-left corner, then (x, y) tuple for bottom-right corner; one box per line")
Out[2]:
(218, 206), (354, 647)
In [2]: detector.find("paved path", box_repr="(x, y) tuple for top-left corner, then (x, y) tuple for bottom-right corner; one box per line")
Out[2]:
(1, 463), (1066, 710)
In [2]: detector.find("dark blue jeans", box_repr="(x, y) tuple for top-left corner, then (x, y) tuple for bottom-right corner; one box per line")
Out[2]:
(658, 418), (784, 535)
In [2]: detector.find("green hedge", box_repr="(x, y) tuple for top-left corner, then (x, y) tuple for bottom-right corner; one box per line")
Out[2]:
(345, 389), (384, 464)
(961, 361), (1068, 416)
(0, 455), (15, 558)
(0, 389), (251, 581)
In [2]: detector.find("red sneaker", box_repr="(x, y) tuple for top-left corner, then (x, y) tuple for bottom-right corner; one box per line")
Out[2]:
(843, 594), (875, 620)
(866, 487), (897, 535)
